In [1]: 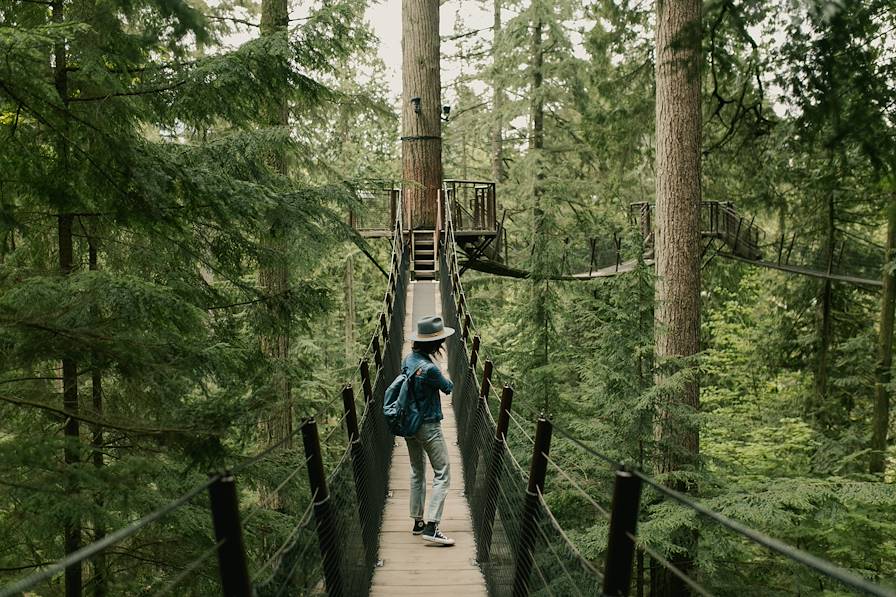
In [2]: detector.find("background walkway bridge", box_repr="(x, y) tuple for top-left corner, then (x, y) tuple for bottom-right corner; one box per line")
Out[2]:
(3, 197), (895, 597)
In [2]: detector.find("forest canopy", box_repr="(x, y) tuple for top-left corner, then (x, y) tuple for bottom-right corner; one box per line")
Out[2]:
(1, 0), (895, 594)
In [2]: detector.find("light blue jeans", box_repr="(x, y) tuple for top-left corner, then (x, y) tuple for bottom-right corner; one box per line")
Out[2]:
(407, 421), (450, 524)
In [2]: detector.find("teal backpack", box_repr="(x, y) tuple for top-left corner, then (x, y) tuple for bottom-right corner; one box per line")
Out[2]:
(383, 365), (425, 437)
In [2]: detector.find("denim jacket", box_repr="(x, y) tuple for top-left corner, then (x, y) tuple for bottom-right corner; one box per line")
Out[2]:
(402, 350), (454, 423)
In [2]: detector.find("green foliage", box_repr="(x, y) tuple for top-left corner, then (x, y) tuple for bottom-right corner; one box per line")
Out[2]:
(454, 0), (896, 593)
(0, 0), (393, 592)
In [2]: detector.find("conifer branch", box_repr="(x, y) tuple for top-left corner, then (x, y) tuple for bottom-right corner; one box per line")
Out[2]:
(204, 14), (260, 28)
(67, 80), (187, 103)
(442, 26), (494, 41)
(0, 394), (220, 437)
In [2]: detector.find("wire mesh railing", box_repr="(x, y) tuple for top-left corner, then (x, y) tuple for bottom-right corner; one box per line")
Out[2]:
(1, 209), (409, 597)
(438, 184), (896, 597)
(438, 187), (605, 596)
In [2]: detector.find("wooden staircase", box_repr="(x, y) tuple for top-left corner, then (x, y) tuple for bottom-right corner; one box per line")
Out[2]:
(412, 230), (437, 280)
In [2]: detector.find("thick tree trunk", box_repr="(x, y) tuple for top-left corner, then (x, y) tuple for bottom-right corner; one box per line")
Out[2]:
(401, 0), (442, 229)
(259, 0), (293, 474)
(88, 239), (107, 597)
(490, 0), (506, 183)
(653, 0), (701, 593)
(871, 196), (896, 474)
(53, 1), (82, 593)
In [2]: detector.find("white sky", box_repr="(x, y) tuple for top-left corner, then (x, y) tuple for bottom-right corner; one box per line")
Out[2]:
(366, 0), (494, 104)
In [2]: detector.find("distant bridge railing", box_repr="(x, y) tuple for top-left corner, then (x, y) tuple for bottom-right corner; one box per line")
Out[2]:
(630, 200), (765, 260)
(349, 182), (400, 236)
(440, 186), (896, 597)
(444, 179), (498, 233)
(1, 210), (409, 597)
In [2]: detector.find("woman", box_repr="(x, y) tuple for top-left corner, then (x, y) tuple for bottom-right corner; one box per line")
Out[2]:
(403, 315), (455, 546)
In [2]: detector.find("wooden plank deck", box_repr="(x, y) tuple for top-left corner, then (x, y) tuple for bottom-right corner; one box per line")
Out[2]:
(370, 280), (488, 597)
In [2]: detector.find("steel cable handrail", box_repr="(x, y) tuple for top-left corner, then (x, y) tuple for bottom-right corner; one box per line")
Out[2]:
(553, 421), (896, 597)
(2, 204), (409, 597)
(441, 184), (896, 597)
(0, 475), (220, 597)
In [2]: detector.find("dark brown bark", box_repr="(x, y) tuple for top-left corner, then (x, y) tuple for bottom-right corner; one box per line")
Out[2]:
(529, 11), (544, 252)
(344, 255), (356, 361)
(258, 0), (293, 478)
(815, 187), (835, 422)
(53, 0), (82, 592)
(529, 9), (550, 411)
(401, 0), (442, 229)
(60, 213), (82, 597)
(653, 0), (702, 593)
(490, 0), (506, 183)
(871, 196), (896, 474)
(88, 238), (107, 597)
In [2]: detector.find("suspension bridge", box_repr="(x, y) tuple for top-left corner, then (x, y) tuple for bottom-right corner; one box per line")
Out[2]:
(3, 190), (894, 597)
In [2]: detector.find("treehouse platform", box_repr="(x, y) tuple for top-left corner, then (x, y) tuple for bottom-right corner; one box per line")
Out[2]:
(350, 180), (502, 248)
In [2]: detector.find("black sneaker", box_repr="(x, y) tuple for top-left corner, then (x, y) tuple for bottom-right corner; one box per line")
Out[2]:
(421, 522), (455, 546)
(412, 520), (425, 535)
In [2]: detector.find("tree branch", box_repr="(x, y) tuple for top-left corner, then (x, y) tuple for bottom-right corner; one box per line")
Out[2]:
(0, 394), (220, 437)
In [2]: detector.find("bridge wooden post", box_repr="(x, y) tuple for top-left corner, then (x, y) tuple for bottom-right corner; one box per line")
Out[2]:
(462, 312), (472, 341)
(380, 312), (389, 341)
(477, 384), (513, 564)
(207, 473), (251, 597)
(601, 469), (643, 596)
(512, 416), (552, 597)
(342, 385), (375, 560)
(359, 359), (374, 405)
(470, 335), (481, 371)
(302, 418), (344, 597)
(479, 358), (493, 398)
(464, 357), (492, 476)
(372, 336), (383, 371)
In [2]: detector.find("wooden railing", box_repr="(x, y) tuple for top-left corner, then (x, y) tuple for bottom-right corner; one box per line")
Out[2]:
(444, 180), (497, 233)
(348, 185), (399, 234)
(630, 201), (764, 260)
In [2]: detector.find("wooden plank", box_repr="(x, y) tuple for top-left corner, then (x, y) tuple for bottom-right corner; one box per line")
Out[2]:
(370, 281), (488, 595)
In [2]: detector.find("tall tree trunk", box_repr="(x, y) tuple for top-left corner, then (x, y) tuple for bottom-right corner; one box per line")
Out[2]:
(344, 254), (356, 361)
(259, 0), (293, 472)
(53, 1), (82, 593)
(871, 195), (896, 474)
(653, 0), (701, 593)
(490, 0), (506, 183)
(88, 238), (107, 597)
(401, 0), (442, 229)
(815, 186), (835, 424)
(529, 8), (550, 411)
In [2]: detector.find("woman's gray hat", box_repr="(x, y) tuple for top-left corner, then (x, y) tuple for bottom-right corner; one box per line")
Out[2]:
(411, 316), (456, 342)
